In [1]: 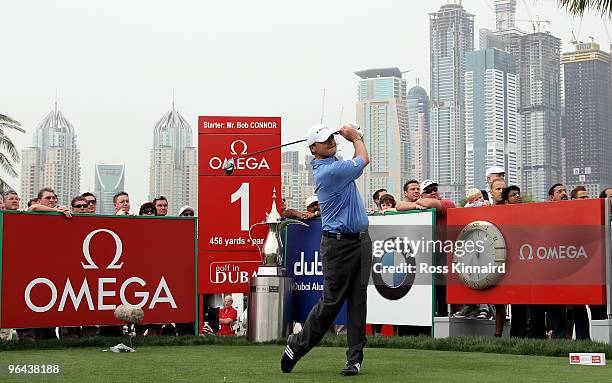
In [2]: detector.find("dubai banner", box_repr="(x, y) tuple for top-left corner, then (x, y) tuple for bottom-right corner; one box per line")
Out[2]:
(0, 212), (197, 328)
(285, 218), (347, 324)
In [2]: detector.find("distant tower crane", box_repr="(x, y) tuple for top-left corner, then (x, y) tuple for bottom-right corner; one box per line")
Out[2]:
(515, 16), (551, 33)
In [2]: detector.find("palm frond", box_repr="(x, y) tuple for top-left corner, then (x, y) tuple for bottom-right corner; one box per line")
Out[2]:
(0, 152), (18, 178)
(0, 114), (25, 134)
(0, 178), (14, 194)
(558, 0), (612, 17)
(0, 134), (21, 162)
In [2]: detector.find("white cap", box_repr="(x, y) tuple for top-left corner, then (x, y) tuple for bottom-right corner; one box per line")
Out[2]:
(420, 179), (438, 194)
(178, 205), (195, 216)
(486, 166), (506, 177)
(305, 195), (318, 209)
(306, 124), (339, 146)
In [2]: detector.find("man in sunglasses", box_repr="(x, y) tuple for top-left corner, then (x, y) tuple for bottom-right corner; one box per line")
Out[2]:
(27, 187), (72, 218)
(71, 196), (90, 214)
(81, 192), (97, 214)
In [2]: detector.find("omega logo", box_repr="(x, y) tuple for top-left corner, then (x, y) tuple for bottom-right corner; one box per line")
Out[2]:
(23, 229), (177, 313)
(81, 229), (123, 269)
(209, 140), (270, 171)
(230, 140), (248, 156)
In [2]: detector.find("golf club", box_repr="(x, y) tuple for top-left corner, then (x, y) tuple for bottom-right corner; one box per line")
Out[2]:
(222, 138), (307, 176)
(222, 124), (361, 175)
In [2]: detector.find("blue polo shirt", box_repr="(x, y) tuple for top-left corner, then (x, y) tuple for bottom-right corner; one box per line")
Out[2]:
(311, 156), (369, 233)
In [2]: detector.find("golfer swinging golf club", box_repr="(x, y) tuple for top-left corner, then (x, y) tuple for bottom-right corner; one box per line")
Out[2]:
(281, 123), (372, 377)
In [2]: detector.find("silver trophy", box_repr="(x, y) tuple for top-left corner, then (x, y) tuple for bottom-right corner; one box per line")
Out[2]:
(248, 188), (307, 275)
(247, 189), (307, 342)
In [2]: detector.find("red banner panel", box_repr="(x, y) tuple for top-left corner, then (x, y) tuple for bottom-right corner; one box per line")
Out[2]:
(0, 213), (197, 328)
(198, 175), (279, 252)
(197, 115), (282, 295)
(198, 116), (281, 135)
(198, 134), (280, 177)
(446, 199), (607, 305)
(198, 251), (261, 294)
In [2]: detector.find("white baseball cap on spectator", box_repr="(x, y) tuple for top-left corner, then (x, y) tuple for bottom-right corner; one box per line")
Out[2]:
(486, 166), (505, 177)
(178, 206), (195, 216)
(420, 179), (438, 194)
(305, 195), (318, 209)
(306, 124), (339, 146)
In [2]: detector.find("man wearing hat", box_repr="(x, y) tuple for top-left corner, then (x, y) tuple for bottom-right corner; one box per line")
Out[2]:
(483, 166), (506, 205)
(304, 195), (321, 218)
(281, 123), (371, 376)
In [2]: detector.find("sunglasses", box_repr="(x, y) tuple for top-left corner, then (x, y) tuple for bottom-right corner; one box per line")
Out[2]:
(87, 200), (96, 205)
(74, 204), (88, 209)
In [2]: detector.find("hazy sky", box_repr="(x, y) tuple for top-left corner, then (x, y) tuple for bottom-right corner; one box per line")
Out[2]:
(1, 0), (610, 208)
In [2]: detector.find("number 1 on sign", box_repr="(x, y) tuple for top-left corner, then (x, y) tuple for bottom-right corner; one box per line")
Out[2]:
(231, 182), (250, 231)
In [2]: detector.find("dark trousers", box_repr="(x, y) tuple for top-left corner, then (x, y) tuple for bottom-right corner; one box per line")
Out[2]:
(550, 305), (567, 339)
(291, 233), (371, 364)
(527, 305), (547, 339)
(571, 305), (590, 340)
(510, 304), (528, 338)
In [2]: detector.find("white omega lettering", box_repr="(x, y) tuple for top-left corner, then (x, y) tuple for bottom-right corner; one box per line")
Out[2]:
(82, 229), (124, 270)
(58, 279), (94, 311)
(98, 278), (116, 310)
(120, 277), (148, 308)
(536, 247), (546, 259)
(25, 278), (57, 313)
(209, 157), (223, 170)
(519, 244), (533, 260)
(148, 277), (177, 309)
(230, 140), (248, 155)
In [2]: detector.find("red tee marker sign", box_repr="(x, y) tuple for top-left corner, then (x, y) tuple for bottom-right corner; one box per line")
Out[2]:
(198, 116), (281, 293)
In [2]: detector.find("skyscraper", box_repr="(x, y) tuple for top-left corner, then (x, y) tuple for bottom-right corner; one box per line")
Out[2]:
(281, 151), (299, 173)
(561, 41), (612, 196)
(280, 152), (315, 210)
(94, 164), (125, 215)
(407, 85), (431, 182)
(149, 102), (198, 214)
(20, 102), (80, 207)
(464, 48), (519, 191)
(494, 0), (516, 31)
(429, 2), (474, 202)
(488, 1), (562, 200)
(281, 150), (300, 208)
(518, 33), (561, 200)
(355, 67), (410, 210)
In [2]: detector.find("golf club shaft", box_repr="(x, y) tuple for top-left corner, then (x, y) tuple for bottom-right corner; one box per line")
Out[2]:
(231, 139), (307, 160)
